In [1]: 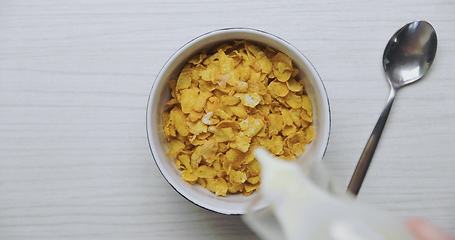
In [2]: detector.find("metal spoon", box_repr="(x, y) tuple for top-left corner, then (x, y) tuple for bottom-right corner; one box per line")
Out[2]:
(347, 21), (438, 195)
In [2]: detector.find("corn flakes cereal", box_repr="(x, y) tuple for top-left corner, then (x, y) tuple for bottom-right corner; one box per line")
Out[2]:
(163, 41), (314, 196)
(267, 80), (289, 97)
(214, 178), (228, 196)
(181, 169), (198, 184)
(213, 127), (236, 142)
(180, 88), (199, 114)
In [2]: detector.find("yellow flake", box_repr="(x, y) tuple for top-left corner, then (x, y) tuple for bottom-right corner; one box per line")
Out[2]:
(289, 109), (302, 127)
(240, 116), (265, 138)
(193, 91), (212, 112)
(220, 95), (241, 106)
(218, 49), (235, 74)
(280, 108), (294, 126)
(190, 139), (218, 168)
(228, 182), (244, 193)
(269, 135), (284, 155)
(302, 95), (313, 116)
(181, 169), (198, 184)
(230, 134), (251, 153)
(235, 81), (248, 92)
(282, 124), (297, 136)
(188, 120), (207, 135)
(229, 170), (247, 184)
(213, 127), (235, 142)
(236, 92), (261, 108)
(247, 160), (261, 176)
(225, 148), (243, 163)
(243, 183), (258, 195)
(188, 51), (207, 65)
(285, 92), (303, 109)
(201, 111), (215, 125)
(305, 125), (314, 142)
(188, 110), (203, 122)
(229, 106), (247, 119)
(175, 158), (184, 170)
(300, 109), (312, 123)
(247, 176), (260, 184)
(267, 80), (289, 97)
(200, 62), (220, 82)
(214, 108), (231, 120)
(247, 80), (268, 95)
(272, 52), (293, 82)
(180, 88), (199, 114)
(170, 107), (189, 136)
(194, 165), (217, 179)
(166, 139), (185, 159)
(214, 178), (228, 196)
(176, 71), (192, 90)
(286, 78), (303, 92)
(178, 154), (192, 171)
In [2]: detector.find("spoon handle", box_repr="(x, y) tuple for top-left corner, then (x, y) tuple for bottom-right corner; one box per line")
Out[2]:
(347, 87), (397, 195)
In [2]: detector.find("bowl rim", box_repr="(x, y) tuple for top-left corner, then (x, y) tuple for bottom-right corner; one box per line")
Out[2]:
(146, 27), (331, 215)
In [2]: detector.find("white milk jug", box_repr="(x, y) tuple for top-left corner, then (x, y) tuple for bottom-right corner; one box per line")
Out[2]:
(242, 148), (415, 240)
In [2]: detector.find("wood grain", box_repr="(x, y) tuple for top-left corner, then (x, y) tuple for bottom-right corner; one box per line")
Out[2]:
(1, 0), (454, 239)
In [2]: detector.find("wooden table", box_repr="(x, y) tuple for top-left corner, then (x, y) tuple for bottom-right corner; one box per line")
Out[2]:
(1, 0), (454, 239)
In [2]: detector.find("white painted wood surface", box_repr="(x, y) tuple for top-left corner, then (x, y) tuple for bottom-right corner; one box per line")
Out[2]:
(1, 0), (454, 239)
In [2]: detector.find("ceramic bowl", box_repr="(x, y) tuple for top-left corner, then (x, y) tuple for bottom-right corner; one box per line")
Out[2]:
(146, 28), (331, 215)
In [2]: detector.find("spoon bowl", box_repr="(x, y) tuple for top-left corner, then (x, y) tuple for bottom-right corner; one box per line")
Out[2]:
(384, 21), (438, 88)
(348, 21), (438, 195)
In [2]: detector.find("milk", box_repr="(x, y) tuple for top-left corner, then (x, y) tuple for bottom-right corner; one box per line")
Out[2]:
(242, 148), (414, 240)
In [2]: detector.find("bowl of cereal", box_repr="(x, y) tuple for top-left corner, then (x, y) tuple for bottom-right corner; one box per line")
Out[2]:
(146, 28), (330, 215)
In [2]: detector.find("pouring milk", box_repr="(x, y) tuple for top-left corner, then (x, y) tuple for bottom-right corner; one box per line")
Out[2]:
(242, 148), (415, 240)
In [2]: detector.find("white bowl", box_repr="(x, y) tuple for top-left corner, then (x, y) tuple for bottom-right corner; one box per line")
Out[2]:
(146, 28), (331, 215)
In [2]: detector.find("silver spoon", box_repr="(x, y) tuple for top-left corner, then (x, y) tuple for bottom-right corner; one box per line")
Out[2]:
(347, 20), (438, 195)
